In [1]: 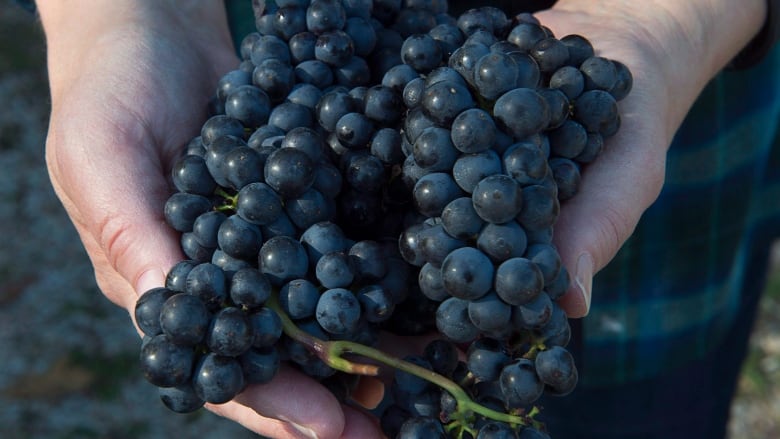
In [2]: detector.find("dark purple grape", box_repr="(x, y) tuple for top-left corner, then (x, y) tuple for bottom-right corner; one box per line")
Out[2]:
(471, 174), (523, 224)
(418, 261), (449, 301)
(441, 196), (484, 240)
(499, 358), (544, 408)
(135, 287), (175, 336)
(560, 34), (594, 67)
(306, 0), (347, 34)
(225, 85), (271, 128)
(502, 141), (547, 185)
(206, 306), (253, 357)
(492, 87), (550, 140)
(535, 345), (578, 395)
(467, 338), (511, 382)
(268, 101), (314, 132)
(180, 232), (215, 263)
(259, 235), (309, 286)
(468, 291), (512, 333)
(316, 288), (361, 334)
(413, 126), (459, 171)
(294, 59), (335, 88)
(429, 23), (464, 58)
(316, 89), (358, 132)
(248, 306), (283, 348)
(264, 147), (316, 199)
(357, 284), (395, 322)
(450, 108), (496, 154)
(549, 157), (581, 201)
(516, 184), (559, 232)
(397, 416), (446, 439)
(315, 30), (355, 67)
(159, 384), (205, 414)
(548, 119), (588, 159)
(289, 31), (317, 63)
(474, 52), (519, 100)
(580, 56), (618, 91)
(185, 262), (228, 308)
(159, 293), (210, 346)
(573, 88), (619, 136)
(165, 260), (197, 293)
(477, 421), (519, 439)
(364, 85), (404, 125)
(139, 334), (195, 388)
(171, 154), (218, 196)
(230, 267), (272, 309)
(252, 58), (295, 103)
(477, 220), (528, 263)
(344, 16), (377, 56)
(401, 33), (443, 73)
(316, 251), (356, 288)
(440, 246), (494, 300)
(549, 65), (585, 100)
(192, 353), (245, 404)
(240, 346), (280, 385)
(201, 115), (246, 146)
(164, 193), (213, 233)
(381, 63), (420, 93)
(217, 214), (263, 261)
(609, 59), (633, 101)
(423, 339), (459, 378)
(413, 172), (464, 218)
(250, 35), (290, 66)
(512, 291), (553, 329)
(236, 182), (284, 226)
(494, 257), (544, 306)
(452, 149), (502, 194)
(436, 296), (479, 343)
(507, 22), (546, 52)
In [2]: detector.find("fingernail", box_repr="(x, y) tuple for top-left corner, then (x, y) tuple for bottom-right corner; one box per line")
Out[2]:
(135, 268), (165, 297)
(288, 422), (320, 439)
(574, 253), (593, 315)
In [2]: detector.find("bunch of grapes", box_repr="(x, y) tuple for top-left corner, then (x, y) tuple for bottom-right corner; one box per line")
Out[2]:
(134, 1), (633, 437)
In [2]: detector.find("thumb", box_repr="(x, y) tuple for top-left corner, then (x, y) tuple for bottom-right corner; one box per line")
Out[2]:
(46, 124), (184, 312)
(552, 110), (666, 318)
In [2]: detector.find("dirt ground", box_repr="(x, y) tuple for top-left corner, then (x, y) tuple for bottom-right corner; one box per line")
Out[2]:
(0, 5), (777, 439)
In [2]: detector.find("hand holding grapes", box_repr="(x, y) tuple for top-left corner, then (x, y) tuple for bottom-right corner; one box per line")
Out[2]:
(38, 1), (380, 437)
(36, 0), (769, 437)
(533, 0), (767, 317)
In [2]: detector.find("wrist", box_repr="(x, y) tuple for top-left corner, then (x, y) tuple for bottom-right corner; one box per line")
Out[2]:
(551, 0), (766, 140)
(37, 1), (232, 94)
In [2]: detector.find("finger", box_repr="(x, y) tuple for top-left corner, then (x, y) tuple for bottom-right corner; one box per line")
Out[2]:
(45, 117), (184, 303)
(553, 97), (666, 317)
(341, 404), (384, 439)
(227, 367), (347, 439)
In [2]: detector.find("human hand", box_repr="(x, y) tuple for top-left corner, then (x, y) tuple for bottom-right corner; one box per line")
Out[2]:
(39, 1), (381, 437)
(534, 0), (767, 317)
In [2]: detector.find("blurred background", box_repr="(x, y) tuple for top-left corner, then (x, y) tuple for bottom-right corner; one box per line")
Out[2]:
(1, 4), (778, 438)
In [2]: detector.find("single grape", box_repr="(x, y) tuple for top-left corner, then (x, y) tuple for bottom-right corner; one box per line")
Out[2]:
(192, 353), (245, 404)
(316, 288), (361, 334)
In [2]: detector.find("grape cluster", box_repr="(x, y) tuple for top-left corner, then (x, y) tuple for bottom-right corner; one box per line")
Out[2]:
(135, 1), (632, 438)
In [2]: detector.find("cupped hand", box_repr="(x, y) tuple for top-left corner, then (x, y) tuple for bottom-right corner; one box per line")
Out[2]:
(534, 0), (765, 317)
(40, 2), (381, 437)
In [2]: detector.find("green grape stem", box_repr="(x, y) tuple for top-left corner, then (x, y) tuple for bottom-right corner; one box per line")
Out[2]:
(266, 295), (537, 428)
